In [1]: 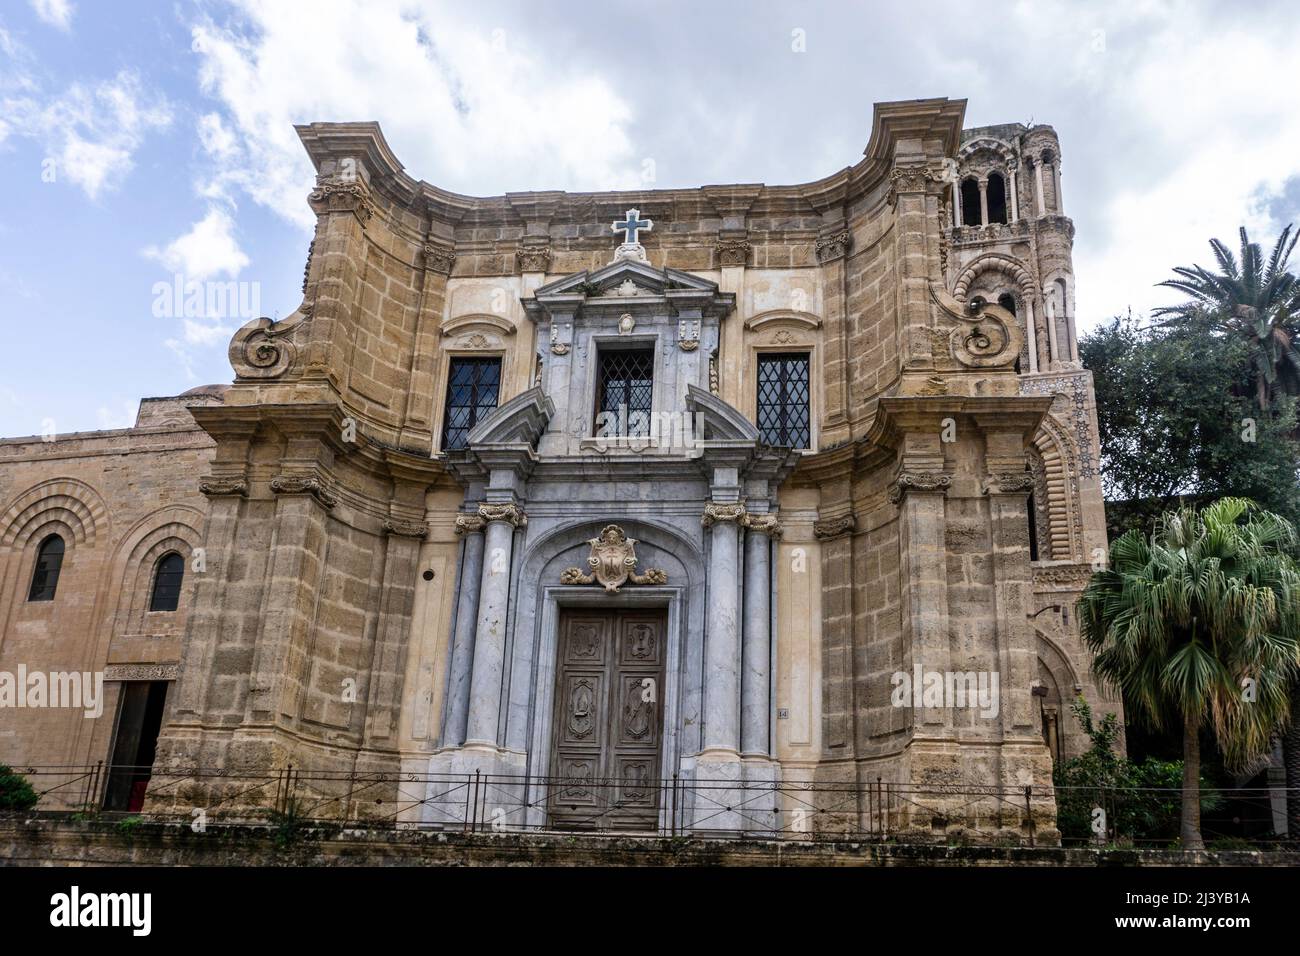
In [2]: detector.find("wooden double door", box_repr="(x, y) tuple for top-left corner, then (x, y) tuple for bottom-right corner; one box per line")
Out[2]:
(548, 609), (666, 830)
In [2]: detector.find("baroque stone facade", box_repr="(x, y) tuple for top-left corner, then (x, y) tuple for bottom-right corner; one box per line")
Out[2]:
(0, 98), (1115, 840)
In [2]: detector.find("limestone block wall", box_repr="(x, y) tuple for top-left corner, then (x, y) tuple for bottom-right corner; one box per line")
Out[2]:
(0, 396), (215, 777)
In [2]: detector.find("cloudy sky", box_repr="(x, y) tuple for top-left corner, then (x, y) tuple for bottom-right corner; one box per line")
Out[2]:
(2, 0), (1298, 436)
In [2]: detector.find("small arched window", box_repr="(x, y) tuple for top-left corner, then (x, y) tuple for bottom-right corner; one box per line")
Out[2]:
(960, 178), (981, 226)
(998, 293), (1017, 317)
(149, 552), (185, 612)
(987, 172), (1008, 224)
(28, 534), (65, 602)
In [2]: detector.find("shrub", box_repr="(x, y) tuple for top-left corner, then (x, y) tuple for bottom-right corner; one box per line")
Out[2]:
(1053, 699), (1222, 844)
(0, 764), (40, 812)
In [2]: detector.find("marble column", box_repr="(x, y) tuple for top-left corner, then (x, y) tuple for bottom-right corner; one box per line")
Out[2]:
(1008, 166), (1020, 222)
(1025, 300), (1039, 374)
(741, 514), (780, 758)
(1052, 161), (1064, 215)
(953, 183), (963, 229)
(1033, 159), (1046, 217)
(702, 501), (745, 756)
(463, 502), (526, 748)
(977, 177), (989, 226)
(441, 513), (485, 748)
(1045, 293), (1061, 366)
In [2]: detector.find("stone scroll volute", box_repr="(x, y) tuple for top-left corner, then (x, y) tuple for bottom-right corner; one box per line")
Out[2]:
(928, 281), (1024, 371)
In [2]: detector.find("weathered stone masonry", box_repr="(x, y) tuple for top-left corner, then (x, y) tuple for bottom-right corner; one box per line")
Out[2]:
(0, 98), (1114, 841)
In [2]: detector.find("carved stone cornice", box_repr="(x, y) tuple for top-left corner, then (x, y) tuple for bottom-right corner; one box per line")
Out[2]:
(516, 245), (552, 273)
(813, 514), (855, 540)
(478, 502), (527, 528)
(199, 476), (248, 498)
(308, 179), (374, 225)
(984, 472), (1036, 496)
(454, 514), (487, 536)
(382, 518), (429, 539)
(423, 241), (456, 275)
(1032, 564), (1094, 591)
(702, 501), (747, 528)
(814, 230), (851, 263)
(888, 472), (951, 504)
(271, 474), (338, 509)
(714, 237), (751, 268)
(559, 524), (667, 592)
(743, 512), (783, 538)
(103, 662), (179, 682)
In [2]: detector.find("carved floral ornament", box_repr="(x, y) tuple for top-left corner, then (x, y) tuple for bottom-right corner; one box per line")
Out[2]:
(549, 324), (570, 355)
(743, 512), (783, 538)
(454, 513), (486, 536)
(382, 518), (429, 539)
(199, 476), (249, 498)
(813, 514), (855, 540)
(677, 319), (701, 351)
(309, 179), (374, 225)
(478, 502), (527, 528)
(560, 524), (668, 592)
(887, 163), (948, 206)
(984, 472), (1036, 496)
(516, 245), (552, 273)
(1032, 564), (1094, 590)
(715, 237), (751, 267)
(814, 231), (851, 263)
(423, 242), (456, 276)
(103, 663), (180, 682)
(271, 474), (339, 509)
(701, 501), (747, 527)
(888, 472), (951, 504)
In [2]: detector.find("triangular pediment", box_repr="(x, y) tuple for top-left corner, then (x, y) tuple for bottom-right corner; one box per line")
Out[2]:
(526, 261), (733, 320)
(534, 259), (719, 300)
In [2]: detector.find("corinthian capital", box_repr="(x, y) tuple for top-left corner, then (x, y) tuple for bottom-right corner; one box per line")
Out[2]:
(743, 512), (783, 538)
(478, 502), (528, 528)
(813, 514), (855, 540)
(888, 472), (951, 504)
(454, 513), (487, 536)
(702, 501), (747, 527)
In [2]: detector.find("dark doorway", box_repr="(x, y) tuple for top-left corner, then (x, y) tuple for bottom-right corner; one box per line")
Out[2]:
(960, 178), (981, 226)
(103, 681), (169, 812)
(987, 172), (1008, 224)
(548, 608), (667, 830)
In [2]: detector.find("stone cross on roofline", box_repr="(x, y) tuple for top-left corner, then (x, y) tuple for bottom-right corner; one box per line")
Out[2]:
(610, 207), (653, 264)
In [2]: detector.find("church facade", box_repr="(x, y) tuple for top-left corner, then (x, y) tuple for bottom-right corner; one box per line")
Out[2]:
(0, 98), (1112, 839)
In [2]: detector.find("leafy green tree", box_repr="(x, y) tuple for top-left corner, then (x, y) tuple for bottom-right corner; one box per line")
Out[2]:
(1080, 315), (1300, 538)
(1054, 698), (1217, 844)
(0, 763), (39, 812)
(1155, 225), (1300, 410)
(1078, 499), (1300, 849)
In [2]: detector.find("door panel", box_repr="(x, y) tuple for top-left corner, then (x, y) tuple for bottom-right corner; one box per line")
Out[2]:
(549, 609), (666, 830)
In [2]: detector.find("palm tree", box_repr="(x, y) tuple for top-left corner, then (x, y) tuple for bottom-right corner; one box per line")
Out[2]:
(1155, 225), (1300, 411)
(1078, 498), (1300, 849)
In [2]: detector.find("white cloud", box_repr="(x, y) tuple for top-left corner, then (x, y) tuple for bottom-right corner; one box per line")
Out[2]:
(29, 0), (74, 32)
(188, 0), (640, 228)
(143, 206), (250, 280)
(3, 69), (171, 198)
(196, 111), (238, 160)
(1071, 18), (1300, 325)
(164, 318), (238, 382)
(96, 400), (137, 431)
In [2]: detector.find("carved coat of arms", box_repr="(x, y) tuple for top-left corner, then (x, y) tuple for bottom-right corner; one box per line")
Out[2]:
(560, 524), (667, 592)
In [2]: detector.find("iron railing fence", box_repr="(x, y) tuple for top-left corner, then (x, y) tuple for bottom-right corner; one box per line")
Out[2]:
(5, 763), (1293, 847)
